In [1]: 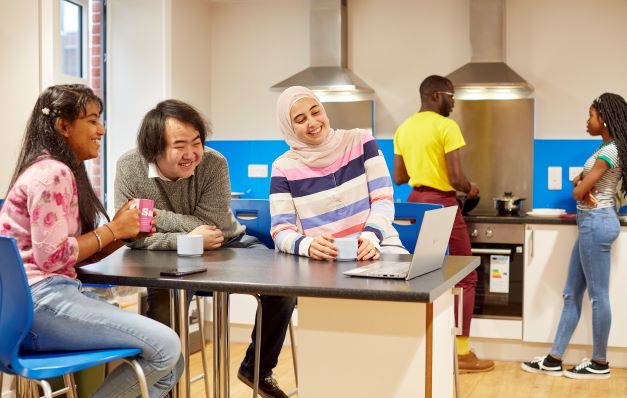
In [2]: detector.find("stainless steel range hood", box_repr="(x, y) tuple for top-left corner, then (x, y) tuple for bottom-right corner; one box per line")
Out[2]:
(271, 0), (374, 102)
(447, 0), (533, 100)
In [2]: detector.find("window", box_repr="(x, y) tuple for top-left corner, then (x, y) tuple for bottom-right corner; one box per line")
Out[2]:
(41, 0), (107, 202)
(60, 0), (83, 77)
(41, 0), (89, 86)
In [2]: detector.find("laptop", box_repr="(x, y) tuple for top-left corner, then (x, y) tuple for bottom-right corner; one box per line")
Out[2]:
(343, 205), (457, 280)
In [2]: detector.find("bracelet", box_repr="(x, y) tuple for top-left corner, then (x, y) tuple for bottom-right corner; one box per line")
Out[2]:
(93, 230), (103, 252)
(103, 223), (116, 241)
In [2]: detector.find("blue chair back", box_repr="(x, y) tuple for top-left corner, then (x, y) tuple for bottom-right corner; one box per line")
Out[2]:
(393, 202), (444, 253)
(231, 199), (274, 249)
(0, 236), (34, 374)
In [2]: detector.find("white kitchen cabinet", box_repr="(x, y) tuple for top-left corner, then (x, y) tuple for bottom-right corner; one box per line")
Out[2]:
(523, 224), (627, 348)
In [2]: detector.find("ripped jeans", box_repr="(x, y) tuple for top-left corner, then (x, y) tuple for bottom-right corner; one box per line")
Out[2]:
(550, 207), (619, 361)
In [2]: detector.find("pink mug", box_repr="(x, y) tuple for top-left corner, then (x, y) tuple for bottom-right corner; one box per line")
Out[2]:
(130, 198), (154, 233)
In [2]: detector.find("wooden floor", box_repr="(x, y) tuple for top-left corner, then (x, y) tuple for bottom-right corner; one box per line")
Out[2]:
(460, 360), (627, 398)
(189, 344), (627, 398)
(188, 342), (297, 398)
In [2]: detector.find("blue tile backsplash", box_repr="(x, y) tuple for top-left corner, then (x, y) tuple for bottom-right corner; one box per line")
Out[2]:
(208, 138), (611, 213)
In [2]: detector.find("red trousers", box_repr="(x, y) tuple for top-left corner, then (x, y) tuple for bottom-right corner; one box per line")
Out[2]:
(408, 186), (477, 337)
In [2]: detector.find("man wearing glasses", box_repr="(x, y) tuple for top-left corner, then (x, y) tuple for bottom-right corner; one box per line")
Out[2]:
(392, 74), (493, 373)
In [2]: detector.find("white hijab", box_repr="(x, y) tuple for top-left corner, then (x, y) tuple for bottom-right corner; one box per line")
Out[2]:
(276, 86), (358, 168)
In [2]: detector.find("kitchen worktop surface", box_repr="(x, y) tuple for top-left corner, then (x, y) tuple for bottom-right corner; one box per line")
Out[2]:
(464, 212), (627, 226)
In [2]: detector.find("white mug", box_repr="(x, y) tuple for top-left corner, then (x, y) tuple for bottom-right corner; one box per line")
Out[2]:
(177, 234), (204, 257)
(334, 237), (358, 261)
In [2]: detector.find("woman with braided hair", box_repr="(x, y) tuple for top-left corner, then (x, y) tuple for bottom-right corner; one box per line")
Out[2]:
(522, 93), (627, 379)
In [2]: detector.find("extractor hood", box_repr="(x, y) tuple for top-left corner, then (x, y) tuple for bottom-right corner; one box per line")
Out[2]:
(447, 0), (533, 100)
(271, 0), (374, 102)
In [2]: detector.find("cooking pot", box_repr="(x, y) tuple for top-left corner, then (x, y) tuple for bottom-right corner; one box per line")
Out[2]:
(494, 192), (525, 215)
(457, 193), (480, 214)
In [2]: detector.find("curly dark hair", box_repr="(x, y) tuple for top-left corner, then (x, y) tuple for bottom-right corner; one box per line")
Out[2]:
(7, 84), (108, 231)
(592, 93), (627, 196)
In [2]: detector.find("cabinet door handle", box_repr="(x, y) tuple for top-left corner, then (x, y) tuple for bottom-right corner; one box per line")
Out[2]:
(528, 228), (534, 261)
(471, 248), (511, 255)
(451, 287), (463, 335)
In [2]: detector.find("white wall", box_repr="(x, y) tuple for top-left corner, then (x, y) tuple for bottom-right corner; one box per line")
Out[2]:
(0, 1), (40, 195)
(106, 0), (168, 209)
(208, 0), (470, 139)
(349, 0), (470, 136)
(209, 0), (310, 140)
(508, 0), (627, 138)
(106, 0), (212, 209)
(170, 0), (212, 115)
(207, 0), (627, 140)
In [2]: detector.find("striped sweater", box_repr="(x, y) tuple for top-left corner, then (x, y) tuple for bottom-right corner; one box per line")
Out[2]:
(270, 129), (404, 256)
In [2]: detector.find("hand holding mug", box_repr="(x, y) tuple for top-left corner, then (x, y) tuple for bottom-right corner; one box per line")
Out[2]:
(357, 237), (379, 261)
(109, 201), (141, 240)
(308, 234), (337, 260)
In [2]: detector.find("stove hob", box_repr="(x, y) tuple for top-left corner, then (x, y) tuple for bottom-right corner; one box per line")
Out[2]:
(464, 210), (526, 218)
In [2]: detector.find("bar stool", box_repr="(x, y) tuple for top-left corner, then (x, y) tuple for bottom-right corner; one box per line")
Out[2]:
(192, 292), (298, 398)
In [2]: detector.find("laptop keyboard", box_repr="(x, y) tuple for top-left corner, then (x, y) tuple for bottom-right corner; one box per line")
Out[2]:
(369, 262), (409, 276)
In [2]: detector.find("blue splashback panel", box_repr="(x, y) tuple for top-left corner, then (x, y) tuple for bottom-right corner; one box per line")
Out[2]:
(533, 139), (602, 212)
(207, 139), (412, 201)
(210, 138), (613, 213)
(206, 140), (288, 199)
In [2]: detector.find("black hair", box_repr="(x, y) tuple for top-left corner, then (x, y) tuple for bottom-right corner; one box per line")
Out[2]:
(419, 75), (452, 99)
(7, 84), (107, 232)
(592, 93), (627, 196)
(592, 93), (627, 195)
(137, 99), (210, 163)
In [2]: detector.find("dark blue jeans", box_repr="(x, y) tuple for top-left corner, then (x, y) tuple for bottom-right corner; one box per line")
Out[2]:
(146, 234), (296, 377)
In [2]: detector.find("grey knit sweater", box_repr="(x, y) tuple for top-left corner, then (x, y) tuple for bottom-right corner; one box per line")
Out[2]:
(114, 148), (245, 250)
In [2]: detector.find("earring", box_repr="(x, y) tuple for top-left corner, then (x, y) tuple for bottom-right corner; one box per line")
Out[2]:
(604, 122), (607, 128)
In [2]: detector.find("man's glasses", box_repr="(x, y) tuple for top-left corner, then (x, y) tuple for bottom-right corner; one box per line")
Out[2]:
(436, 91), (455, 98)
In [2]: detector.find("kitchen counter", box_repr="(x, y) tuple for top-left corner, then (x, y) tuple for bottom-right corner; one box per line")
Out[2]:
(464, 213), (575, 225)
(465, 212), (627, 226)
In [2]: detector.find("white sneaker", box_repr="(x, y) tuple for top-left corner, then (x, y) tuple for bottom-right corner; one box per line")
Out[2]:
(521, 355), (563, 376)
(563, 358), (610, 380)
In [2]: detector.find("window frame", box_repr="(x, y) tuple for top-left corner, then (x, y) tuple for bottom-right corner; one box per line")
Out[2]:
(41, 0), (90, 87)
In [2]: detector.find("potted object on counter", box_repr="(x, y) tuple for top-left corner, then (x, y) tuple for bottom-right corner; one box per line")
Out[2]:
(494, 192), (525, 216)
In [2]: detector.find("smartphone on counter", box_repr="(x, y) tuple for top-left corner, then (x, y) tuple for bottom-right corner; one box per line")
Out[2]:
(160, 266), (207, 277)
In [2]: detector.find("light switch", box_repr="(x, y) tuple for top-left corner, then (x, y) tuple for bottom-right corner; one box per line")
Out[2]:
(569, 166), (584, 181)
(248, 164), (268, 178)
(548, 166), (562, 190)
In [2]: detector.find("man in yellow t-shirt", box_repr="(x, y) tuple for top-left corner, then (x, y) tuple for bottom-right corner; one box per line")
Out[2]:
(393, 75), (493, 373)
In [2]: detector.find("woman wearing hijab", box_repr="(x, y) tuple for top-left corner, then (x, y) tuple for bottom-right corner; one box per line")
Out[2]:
(270, 86), (407, 260)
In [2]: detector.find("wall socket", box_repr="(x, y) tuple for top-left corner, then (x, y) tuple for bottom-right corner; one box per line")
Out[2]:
(248, 164), (268, 178)
(548, 166), (562, 190)
(569, 166), (584, 181)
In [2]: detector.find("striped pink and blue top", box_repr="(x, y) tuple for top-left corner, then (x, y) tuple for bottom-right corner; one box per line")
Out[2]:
(270, 129), (404, 256)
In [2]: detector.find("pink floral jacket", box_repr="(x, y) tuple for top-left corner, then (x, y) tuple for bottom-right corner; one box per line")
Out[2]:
(0, 158), (80, 286)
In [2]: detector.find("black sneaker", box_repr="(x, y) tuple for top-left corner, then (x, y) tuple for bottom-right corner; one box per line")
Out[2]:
(521, 355), (563, 376)
(237, 370), (288, 398)
(563, 358), (610, 380)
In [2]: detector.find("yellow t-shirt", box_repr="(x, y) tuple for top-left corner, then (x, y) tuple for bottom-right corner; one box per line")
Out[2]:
(393, 111), (465, 192)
